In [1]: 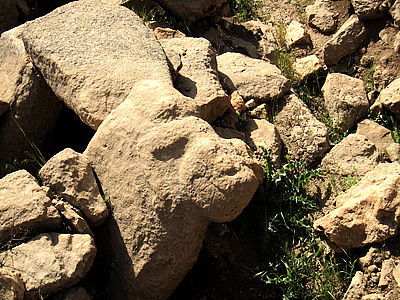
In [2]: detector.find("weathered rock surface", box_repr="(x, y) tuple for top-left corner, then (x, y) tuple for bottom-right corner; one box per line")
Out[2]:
(53, 200), (93, 236)
(322, 73), (369, 132)
(379, 258), (395, 287)
(0, 26), (63, 165)
(306, 0), (338, 33)
(320, 134), (382, 176)
(243, 118), (282, 166)
(323, 15), (368, 65)
(217, 52), (290, 102)
(275, 94), (330, 163)
(357, 119), (397, 159)
(0, 233), (96, 298)
(390, 0), (400, 26)
(394, 31), (400, 53)
(285, 20), (311, 47)
(0, 267), (25, 300)
(343, 271), (367, 300)
(153, 27), (186, 40)
(314, 163), (400, 249)
(229, 91), (246, 113)
(84, 79), (262, 299)
(157, 0), (229, 20)
(372, 78), (400, 116)
(0, 170), (60, 245)
(39, 148), (108, 226)
(351, 0), (394, 19)
(294, 54), (325, 79)
(20, 1), (171, 129)
(160, 37), (230, 123)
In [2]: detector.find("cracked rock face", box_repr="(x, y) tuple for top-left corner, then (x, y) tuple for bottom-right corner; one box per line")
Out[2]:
(84, 80), (262, 299)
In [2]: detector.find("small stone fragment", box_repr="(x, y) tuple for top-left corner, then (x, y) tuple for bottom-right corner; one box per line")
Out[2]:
(230, 91), (246, 113)
(322, 73), (369, 132)
(54, 200), (93, 236)
(153, 27), (186, 39)
(379, 259), (395, 287)
(392, 264), (400, 288)
(306, 0), (338, 33)
(323, 15), (367, 65)
(217, 52), (290, 102)
(245, 99), (257, 108)
(373, 78), (400, 116)
(294, 55), (325, 79)
(285, 21), (311, 47)
(40, 148), (108, 226)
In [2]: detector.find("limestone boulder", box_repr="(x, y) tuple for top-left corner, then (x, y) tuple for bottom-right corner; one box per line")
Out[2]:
(243, 118), (282, 166)
(39, 148), (108, 226)
(156, 0), (229, 20)
(390, 0), (400, 26)
(357, 119), (398, 160)
(0, 268), (25, 300)
(351, 0), (394, 19)
(20, 1), (171, 129)
(323, 15), (368, 65)
(0, 26), (63, 165)
(373, 78), (400, 116)
(275, 94), (330, 163)
(320, 134), (382, 176)
(285, 21), (311, 48)
(0, 233), (96, 298)
(160, 37), (230, 123)
(322, 73), (369, 132)
(314, 163), (400, 249)
(294, 55), (325, 79)
(83, 80), (262, 299)
(306, 0), (338, 33)
(217, 52), (290, 102)
(0, 170), (61, 246)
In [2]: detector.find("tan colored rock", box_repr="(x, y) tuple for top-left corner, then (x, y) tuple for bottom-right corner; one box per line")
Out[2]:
(0, 233), (96, 298)
(379, 258), (395, 287)
(322, 73), (369, 132)
(323, 15), (368, 65)
(275, 94), (329, 163)
(153, 27), (186, 39)
(373, 78), (400, 116)
(314, 163), (400, 249)
(386, 143), (400, 162)
(51, 287), (92, 300)
(39, 148), (108, 226)
(390, 0), (400, 26)
(343, 271), (366, 300)
(351, 0), (393, 19)
(357, 119), (397, 158)
(320, 134), (382, 176)
(21, 1), (171, 129)
(0, 170), (60, 246)
(157, 0), (229, 20)
(362, 294), (384, 300)
(285, 21), (311, 47)
(53, 200), (93, 236)
(306, 0), (338, 33)
(83, 79), (262, 299)
(0, 26), (63, 165)
(394, 31), (400, 53)
(392, 263), (400, 288)
(230, 91), (246, 113)
(0, 268), (25, 300)
(243, 118), (282, 166)
(294, 55), (325, 79)
(217, 52), (290, 102)
(160, 37), (230, 123)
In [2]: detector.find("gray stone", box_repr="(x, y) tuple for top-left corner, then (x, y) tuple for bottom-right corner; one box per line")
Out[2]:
(285, 21), (311, 47)
(0, 170), (61, 246)
(351, 0), (394, 19)
(306, 0), (338, 33)
(323, 15), (368, 65)
(21, 1), (171, 129)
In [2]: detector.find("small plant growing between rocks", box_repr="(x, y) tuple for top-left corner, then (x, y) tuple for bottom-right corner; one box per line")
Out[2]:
(255, 149), (357, 299)
(229, 0), (257, 21)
